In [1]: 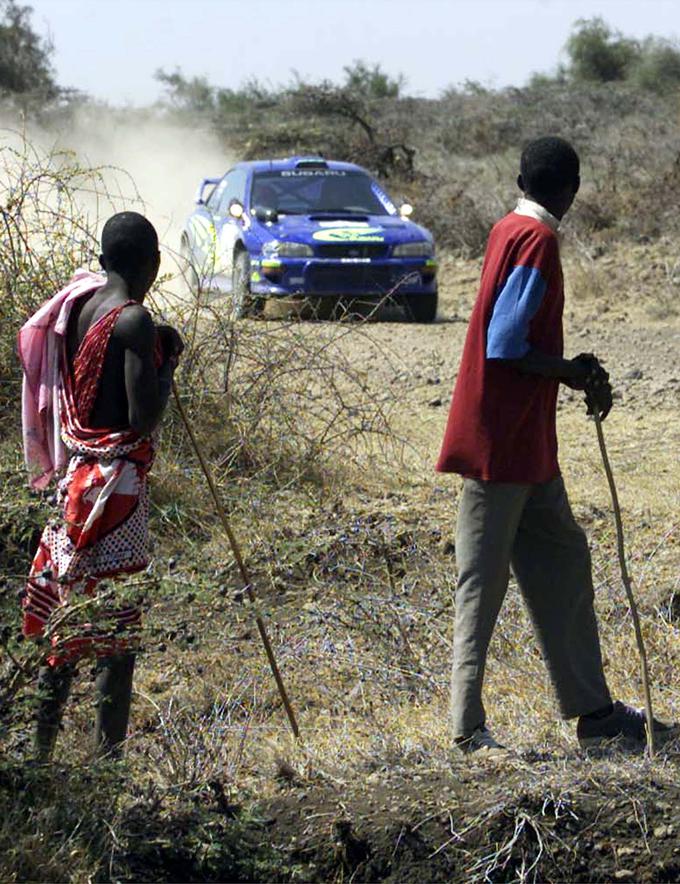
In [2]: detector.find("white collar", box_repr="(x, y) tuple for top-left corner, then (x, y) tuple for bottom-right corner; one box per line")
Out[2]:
(514, 197), (560, 233)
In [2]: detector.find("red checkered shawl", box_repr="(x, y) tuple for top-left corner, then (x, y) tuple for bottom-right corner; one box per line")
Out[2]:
(23, 301), (156, 665)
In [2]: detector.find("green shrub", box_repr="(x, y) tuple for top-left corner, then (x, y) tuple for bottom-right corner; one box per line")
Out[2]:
(565, 17), (639, 83)
(632, 37), (680, 94)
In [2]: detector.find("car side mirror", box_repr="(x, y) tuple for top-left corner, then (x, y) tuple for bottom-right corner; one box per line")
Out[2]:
(195, 176), (222, 205)
(399, 203), (414, 218)
(229, 200), (244, 219)
(254, 206), (278, 223)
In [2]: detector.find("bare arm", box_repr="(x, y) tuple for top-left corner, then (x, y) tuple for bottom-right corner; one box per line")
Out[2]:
(501, 349), (613, 419)
(115, 305), (175, 435)
(507, 350), (589, 387)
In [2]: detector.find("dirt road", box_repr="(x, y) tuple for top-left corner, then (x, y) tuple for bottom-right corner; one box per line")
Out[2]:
(255, 243), (680, 477)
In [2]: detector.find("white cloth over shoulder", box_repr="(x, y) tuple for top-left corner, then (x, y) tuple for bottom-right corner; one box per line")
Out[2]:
(514, 197), (560, 233)
(17, 269), (105, 489)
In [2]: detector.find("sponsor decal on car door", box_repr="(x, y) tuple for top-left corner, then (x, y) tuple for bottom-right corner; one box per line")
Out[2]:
(212, 169), (248, 285)
(215, 219), (239, 278)
(190, 213), (217, 270)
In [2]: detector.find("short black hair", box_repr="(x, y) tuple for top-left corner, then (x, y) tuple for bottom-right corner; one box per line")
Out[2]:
(520, 137), (580, 198)
(101, 212), (159, 275)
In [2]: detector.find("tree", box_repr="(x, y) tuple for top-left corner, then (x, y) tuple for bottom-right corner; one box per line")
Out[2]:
(632, 37), (680, 94)
(155, 68), (216, 114)
(0, 0), (58, 98)
(155, 68), (274, 116)
(291, 79), (377, 143)
(565, 17), (639, 83)
(342, 60), (405, 99)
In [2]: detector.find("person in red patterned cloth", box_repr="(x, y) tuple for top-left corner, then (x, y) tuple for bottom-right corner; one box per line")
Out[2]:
(18, 211), (183, 761)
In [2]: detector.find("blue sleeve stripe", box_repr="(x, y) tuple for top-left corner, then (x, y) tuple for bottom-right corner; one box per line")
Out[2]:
(486, 264), (547, 359)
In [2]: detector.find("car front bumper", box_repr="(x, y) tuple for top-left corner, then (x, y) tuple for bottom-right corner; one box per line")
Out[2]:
(249, 256), (438, 298)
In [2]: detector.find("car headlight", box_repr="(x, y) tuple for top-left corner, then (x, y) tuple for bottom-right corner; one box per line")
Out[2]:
(262, 240), (313, 258)
(393, 241), (434, 257)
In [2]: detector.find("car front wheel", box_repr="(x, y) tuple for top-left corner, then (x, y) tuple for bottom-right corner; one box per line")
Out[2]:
(180, 238), (200, 295)
(231, 250), (263, 319)
(404, 292), (438, 323)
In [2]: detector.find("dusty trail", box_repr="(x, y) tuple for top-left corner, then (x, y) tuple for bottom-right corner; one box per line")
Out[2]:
(252, 245), (680, 461)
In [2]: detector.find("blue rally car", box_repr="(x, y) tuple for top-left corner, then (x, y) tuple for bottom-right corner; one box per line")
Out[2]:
(180, 156), (438, 321)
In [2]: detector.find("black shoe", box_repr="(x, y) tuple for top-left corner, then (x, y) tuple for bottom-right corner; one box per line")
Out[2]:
(454, 726), (509, 758)
(577, 700), (675, 750)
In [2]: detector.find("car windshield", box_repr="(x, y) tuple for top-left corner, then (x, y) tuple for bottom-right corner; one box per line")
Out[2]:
(250, 169), (393, 216)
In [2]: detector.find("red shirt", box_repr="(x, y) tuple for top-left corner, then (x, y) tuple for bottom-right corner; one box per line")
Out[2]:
(436, 210), (564, 483)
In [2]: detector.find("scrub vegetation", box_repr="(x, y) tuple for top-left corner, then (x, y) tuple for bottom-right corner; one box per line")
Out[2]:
(0, 6), (679, 882)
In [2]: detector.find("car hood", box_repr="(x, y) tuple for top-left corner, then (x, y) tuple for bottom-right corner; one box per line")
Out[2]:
(250, 213), (432, 247)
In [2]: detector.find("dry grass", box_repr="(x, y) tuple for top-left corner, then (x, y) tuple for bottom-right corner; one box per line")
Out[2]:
(5, 279), (677, 881)
(1, 133), (680, 882)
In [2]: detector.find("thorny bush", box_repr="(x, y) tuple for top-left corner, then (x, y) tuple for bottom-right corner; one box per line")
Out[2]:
(0, 131), (399, 750)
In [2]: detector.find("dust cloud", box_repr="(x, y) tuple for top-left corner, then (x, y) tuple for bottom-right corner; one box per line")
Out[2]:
(0, 106), (235, 281)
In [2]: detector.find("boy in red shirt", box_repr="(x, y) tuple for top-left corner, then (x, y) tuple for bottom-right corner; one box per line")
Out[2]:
(437, 137), (670, 753)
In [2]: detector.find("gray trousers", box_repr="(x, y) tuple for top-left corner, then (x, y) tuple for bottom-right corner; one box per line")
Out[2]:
(450, 476), (611, 738)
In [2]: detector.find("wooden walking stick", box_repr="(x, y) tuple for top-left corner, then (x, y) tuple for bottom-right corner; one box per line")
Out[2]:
(172, 381), (300, 739)
(592, 407), (655, 756)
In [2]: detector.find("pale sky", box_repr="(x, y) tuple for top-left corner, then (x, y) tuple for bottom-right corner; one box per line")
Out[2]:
(31, 0), (680, 105)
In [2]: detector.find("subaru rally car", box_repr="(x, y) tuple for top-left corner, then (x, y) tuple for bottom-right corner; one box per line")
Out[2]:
(180, 156), (438, 321)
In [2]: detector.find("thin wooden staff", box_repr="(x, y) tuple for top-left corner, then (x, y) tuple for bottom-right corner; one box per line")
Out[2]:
(592, 407), (655, 756)
(172, 381), (300, 739)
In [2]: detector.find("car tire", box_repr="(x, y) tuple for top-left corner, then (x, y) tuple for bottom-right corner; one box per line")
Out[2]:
(404, 292), (438, 323)
(180, 238), (200, 294)
(231, 250), (263, 319)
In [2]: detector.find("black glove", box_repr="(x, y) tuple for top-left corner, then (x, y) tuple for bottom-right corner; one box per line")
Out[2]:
(574, 352), (613, 421)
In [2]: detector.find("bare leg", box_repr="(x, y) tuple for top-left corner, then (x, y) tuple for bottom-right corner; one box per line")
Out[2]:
(34, 664), (75, 762)
(94, 654), (136, 758)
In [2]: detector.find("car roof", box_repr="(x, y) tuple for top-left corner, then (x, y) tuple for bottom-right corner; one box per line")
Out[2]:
(231, 156), (368, 175)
